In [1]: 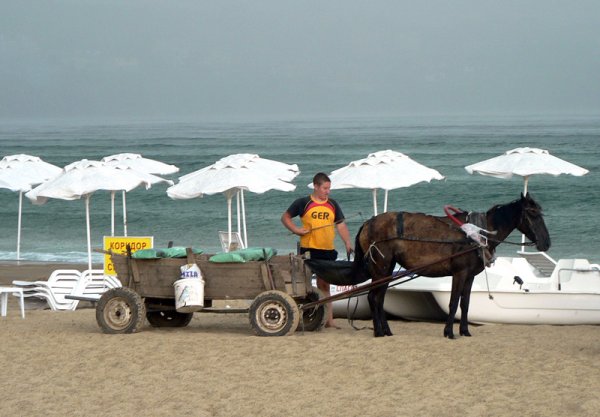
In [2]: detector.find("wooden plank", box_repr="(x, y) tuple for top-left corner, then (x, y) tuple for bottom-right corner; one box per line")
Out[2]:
(260, 263), (273, 291)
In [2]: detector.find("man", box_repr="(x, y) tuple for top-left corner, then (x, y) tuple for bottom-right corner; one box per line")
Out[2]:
(281, 172), (353, 328)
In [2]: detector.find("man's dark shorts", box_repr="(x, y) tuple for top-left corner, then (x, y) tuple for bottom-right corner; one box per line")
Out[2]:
(299, 247), (338, 261)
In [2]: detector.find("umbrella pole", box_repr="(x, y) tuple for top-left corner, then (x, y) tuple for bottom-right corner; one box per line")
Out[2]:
(241, 189), (247, 248)
(85, 195), (92, 271)
(227, 194), (233, 251)
(17, 191), (23, 260)
(122, 190), (128, 236)
(521, 177), (530, 252)
(111, 191), (115, 236)
(384, 189), (388, 213)
(372, 189), (378, 216)
(236, 191), (241, 240)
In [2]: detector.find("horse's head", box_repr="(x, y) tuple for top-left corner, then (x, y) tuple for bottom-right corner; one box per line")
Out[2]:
(517, 193), (551, 251)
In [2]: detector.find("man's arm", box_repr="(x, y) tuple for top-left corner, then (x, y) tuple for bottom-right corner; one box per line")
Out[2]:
(281, 211), (309, 236)
(336, 221), (353, 256)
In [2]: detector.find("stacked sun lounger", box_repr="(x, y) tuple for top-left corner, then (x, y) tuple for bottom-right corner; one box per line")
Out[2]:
(12, 269), (121, 310)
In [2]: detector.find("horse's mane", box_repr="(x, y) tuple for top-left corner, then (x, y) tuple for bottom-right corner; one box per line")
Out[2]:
(488, 198), (517, 227)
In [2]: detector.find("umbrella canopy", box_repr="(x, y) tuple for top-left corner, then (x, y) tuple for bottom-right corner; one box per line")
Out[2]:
(102, 154), (177, 236)
(168, 154), (298, 248)
(0, 171), (32, 192)
(465, 147), (589, 250)
(102, 153), (179, 176)
(323, 150), (445, 215)
(465, 147), (589, 194)
(25, 159), (156, 270)
(0, 154), (62, 259)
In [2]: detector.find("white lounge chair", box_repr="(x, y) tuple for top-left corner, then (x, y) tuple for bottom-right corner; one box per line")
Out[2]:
(13, 269), (121, 310)
(12, 269), (82, 289)
(65, 270), (122, 304)
(15, 270), (83, 310)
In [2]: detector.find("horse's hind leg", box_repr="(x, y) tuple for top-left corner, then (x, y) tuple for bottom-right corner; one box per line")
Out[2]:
(443, 277), (464, 339)
(459, 276), (475, 337)
(367, 285), (392, 337)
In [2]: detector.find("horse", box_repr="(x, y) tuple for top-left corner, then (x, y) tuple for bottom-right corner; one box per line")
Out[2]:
(352, 193), (551, 339)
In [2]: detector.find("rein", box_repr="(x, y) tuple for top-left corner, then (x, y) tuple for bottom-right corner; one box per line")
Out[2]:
(443, 204), (536, 247)
(298, 245), (481, 311)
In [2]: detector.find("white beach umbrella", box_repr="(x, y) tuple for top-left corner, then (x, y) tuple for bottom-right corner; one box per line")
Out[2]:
(465, 147), (589, 249)
(0, 154), (62, 259)
(168, 154), (298, 248)
(465, 147), (589, 195)
(25, 159), (155, 270)
(102, 153), (177, 236)
(319, 150), (445, 215)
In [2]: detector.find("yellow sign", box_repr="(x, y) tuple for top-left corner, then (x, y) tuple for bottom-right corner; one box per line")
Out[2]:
(103, 236), (154, 276)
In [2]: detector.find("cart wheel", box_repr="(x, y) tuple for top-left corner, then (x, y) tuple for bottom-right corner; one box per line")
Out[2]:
(300, 288), (328, 332)
(96, 287), (146, 334)
(146, 310), (193, 327)
(249, 290), (300, 336)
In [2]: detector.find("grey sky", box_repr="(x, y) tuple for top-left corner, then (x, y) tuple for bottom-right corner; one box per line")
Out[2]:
(1, 0), (599, 120)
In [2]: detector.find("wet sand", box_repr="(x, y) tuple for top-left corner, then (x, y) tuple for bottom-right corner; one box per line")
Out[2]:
(1, 262), (600, 416)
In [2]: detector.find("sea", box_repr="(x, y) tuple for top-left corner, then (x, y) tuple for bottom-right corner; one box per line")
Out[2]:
(1, 114), (599, 265)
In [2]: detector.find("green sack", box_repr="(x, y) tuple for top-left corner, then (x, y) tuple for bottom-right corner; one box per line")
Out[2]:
(161, 247), (203, 258)
(235, 247), (277, 261)
(209, 247), (277, 263)
(132, 247), (203, 259)
(209, 252), (246, 263)
(132, 249), (161, 259)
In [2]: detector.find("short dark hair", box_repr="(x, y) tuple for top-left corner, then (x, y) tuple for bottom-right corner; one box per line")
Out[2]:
(313, 172), (331, 186)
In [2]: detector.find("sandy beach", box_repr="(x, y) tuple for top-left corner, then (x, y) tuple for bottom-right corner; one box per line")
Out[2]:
(1, 263), (600, 417)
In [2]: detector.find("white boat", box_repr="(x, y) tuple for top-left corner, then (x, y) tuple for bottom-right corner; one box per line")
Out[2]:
(387, 252), (600, 325)
(331, 283), (372, 319)
(384, 276), (448, 321)
(310, 278), (372, 319)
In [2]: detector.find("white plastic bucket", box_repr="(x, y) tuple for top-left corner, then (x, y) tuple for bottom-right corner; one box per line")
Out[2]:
(173, 278), (205, 312)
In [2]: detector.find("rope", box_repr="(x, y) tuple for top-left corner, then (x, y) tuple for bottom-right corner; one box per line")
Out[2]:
(480, 247), (494, 300)
(366, 241), (385, 264)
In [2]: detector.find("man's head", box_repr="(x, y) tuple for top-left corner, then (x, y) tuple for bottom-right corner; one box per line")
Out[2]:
(312, 172), (331, 200)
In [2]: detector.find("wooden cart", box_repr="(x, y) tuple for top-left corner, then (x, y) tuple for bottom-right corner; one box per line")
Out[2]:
(96, 249), (327, 336)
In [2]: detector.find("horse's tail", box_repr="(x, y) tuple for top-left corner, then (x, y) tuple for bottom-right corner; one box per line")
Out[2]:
(351, 221), (370, 284)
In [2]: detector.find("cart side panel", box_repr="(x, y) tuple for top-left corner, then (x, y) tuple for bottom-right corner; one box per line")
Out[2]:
(111, 253), (313, 299)
(198, 261), (270, 298)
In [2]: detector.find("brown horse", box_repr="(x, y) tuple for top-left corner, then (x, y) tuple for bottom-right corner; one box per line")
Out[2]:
(352, 193), (551, 338)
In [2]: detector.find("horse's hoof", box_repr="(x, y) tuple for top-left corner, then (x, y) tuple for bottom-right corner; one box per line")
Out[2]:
(443, 329), (455, 339)
(460, 330), (472, 337)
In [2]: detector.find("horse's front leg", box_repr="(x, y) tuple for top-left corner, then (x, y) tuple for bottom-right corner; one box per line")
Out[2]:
(459, 275), (475, 337)
(367, 285), (392, 337)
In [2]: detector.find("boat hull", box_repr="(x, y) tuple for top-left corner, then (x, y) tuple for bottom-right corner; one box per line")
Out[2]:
(311, 279), (372, 319)
(384, 286), (447, 321)
(386, 256), (600, 325)
(433, 290), (600, 325)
